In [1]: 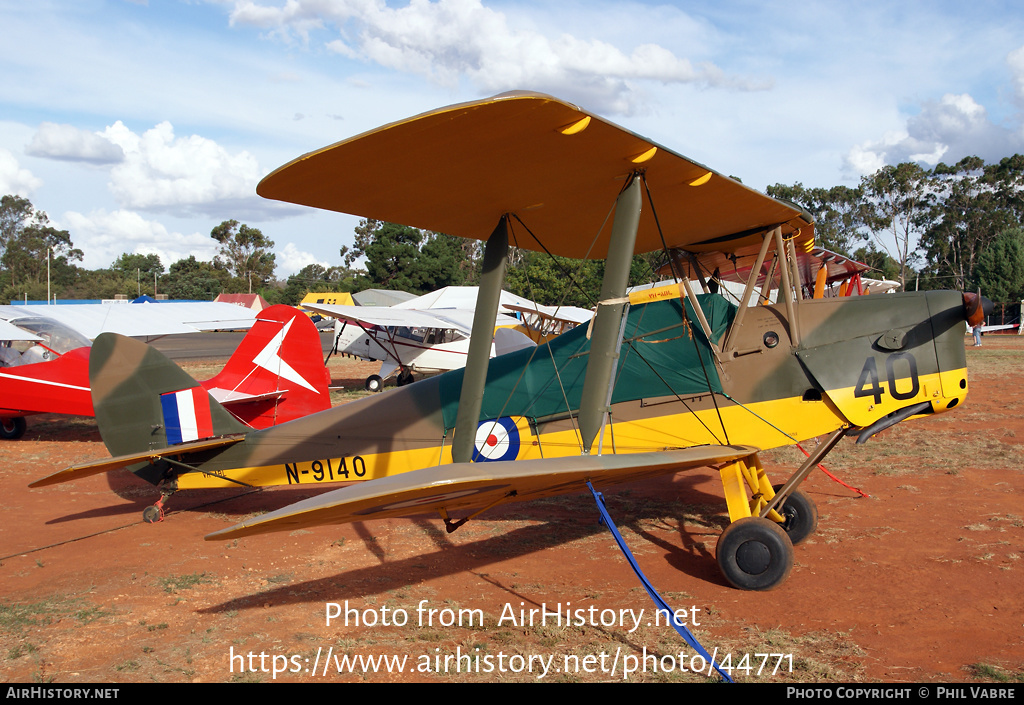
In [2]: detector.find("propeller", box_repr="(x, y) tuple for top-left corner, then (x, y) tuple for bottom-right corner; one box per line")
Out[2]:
(962, 290), (994, 327)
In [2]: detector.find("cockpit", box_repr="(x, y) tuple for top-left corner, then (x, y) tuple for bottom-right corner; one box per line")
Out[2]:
(0, 316), (92, 366)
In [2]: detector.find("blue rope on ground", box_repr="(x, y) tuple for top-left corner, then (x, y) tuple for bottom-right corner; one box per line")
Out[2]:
(586, 481), (733, 683)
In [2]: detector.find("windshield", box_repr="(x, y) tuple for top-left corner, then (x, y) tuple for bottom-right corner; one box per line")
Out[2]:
(12, 317), (92, 355)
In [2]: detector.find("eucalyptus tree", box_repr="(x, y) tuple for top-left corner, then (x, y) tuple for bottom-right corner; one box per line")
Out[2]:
(210, 220), (276, 293)
(858, 163), (934, 290)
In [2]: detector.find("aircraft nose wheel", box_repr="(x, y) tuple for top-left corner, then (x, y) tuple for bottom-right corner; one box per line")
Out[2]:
(773, 485), (818, 545)
(716, 517), (794, 591)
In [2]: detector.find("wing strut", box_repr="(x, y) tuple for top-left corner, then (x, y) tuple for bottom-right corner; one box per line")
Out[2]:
(578, 176), (643, 454)
(452, 216), (509, 463)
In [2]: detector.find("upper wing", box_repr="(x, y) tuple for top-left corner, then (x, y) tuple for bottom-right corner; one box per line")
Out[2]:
(257, 92), (812, 259)
(205, 445), (758, 541)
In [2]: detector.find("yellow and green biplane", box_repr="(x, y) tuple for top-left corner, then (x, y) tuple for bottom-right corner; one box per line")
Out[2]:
(32, 92), (983, 590)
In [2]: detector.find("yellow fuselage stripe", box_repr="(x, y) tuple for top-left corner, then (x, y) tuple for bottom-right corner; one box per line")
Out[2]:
(177, 367), (966, 491)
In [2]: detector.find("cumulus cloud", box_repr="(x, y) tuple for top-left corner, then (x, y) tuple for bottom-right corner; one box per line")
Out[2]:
(26, 123), (124, 164)
(843, 93), (1022, 176)
(229, 0), (766, 114)
(0, 149), (42, 196)
(62, 209), (218, 271)
(100, 121), (264, 216)
(277, 241), (330, 276)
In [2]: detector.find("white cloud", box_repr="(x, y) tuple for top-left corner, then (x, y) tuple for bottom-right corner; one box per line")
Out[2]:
(276, 241), (330, 277)
(843, 93), (1022, 176)
(0, 148), (42, 196)
(231, 0), (766, 114)
(62, 209), (217, 271)
(26, 123), (124, 164)
(101, 121), (264, 216)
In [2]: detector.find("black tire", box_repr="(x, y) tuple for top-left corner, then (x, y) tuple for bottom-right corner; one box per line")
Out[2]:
(142, 505), (162, 523)
(396, 370), (415, 386)
(365, 375), (384, 392)
(0, 417), (27, 440)
(716, 517), (794, 591)
(772, 484), (818, 545)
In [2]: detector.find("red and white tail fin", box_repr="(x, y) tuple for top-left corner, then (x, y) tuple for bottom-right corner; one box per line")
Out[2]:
(201, 305), (331, 428)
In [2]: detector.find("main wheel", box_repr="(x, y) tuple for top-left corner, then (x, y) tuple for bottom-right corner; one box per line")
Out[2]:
(0, 417), (27, 440)
(716, 517), (794, 591)
(772, 484), (818, 545)
(365, 374), (383, 392)
(396, 369), (415, 386)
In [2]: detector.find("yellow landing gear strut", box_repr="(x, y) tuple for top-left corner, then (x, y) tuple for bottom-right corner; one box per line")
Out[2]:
(714, 429), (842, 590)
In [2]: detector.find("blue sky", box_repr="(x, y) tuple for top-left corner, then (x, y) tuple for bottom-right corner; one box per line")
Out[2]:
(2, 0), (1023, 276)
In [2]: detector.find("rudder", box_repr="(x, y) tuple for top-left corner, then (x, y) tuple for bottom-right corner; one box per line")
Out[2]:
(201, 304), (330, 428)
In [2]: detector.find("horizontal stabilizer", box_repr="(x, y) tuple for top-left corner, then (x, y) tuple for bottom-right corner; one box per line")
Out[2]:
(206, 387), (286, 406)
(29, 435), (246, 488)
(206, 444), (758, 541)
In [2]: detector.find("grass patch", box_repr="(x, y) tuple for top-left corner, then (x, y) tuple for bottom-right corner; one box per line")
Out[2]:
(155, 572), (216, 594)
(967, 662), (1024, 682)
(1, 596), (113, 633)
(0, 602), (60, 632)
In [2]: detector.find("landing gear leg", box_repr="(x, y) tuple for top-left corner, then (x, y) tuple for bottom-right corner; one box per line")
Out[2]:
(714, 433), (842, 589)
(717, 454), (794, 590)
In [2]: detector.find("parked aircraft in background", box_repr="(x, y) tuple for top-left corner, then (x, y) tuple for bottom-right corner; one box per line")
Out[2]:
(0, 300), (257, 340)
(306, 286), (556, 391)
(0, 305), (328, 439)
(501, 301), (594, 341)
(34, 93), (983, 591)
(307, 297), (535, 390)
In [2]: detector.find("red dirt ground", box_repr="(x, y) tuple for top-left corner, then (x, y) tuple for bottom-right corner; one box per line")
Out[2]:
(1, 345), (1022, 684)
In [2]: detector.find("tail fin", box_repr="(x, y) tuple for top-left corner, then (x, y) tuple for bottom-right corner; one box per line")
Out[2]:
(201, 305), (331, 428)
(90, 333), (251, 460)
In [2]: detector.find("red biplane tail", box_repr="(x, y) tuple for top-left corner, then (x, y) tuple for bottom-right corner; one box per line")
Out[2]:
(201, 304), (331, 429)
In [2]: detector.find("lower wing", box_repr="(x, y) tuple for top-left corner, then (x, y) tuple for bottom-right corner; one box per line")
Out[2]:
(205, 444), (759, 541)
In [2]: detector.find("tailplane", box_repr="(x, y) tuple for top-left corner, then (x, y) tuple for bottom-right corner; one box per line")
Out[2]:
(29, 335), (250, 495)
(201, 304), (331, 428)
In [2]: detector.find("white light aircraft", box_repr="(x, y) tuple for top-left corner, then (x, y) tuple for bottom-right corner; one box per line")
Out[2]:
(306, 293), (537, 391)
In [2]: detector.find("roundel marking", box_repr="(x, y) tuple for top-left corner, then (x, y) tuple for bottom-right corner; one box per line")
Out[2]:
(473, 417), (521, 462)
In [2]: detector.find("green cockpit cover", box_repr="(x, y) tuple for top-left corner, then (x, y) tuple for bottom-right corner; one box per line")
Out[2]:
(438, 293), (736, 429)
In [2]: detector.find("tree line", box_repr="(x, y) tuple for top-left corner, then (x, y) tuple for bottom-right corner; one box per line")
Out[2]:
(0, 195), (334, 305)
(766, 154), (1024, 300)
(4, 153), (1023, 307)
